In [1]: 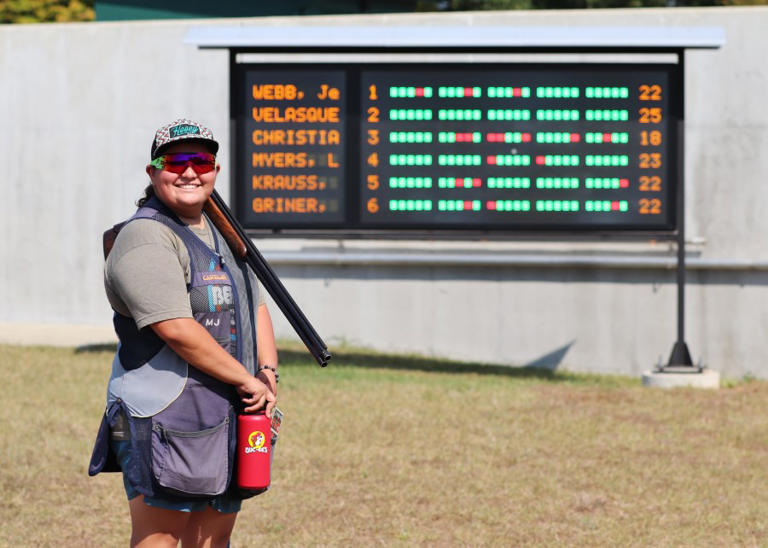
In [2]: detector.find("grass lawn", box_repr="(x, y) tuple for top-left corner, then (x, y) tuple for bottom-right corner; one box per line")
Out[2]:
(0, 343), (766, 547)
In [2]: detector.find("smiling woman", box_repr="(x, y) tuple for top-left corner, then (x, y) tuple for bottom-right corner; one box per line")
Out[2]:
(146, 143), (219, 227)
(88, 119), (279, 547)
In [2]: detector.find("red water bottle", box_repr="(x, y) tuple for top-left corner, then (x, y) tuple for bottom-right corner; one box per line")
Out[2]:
(237, 412), (271, 490)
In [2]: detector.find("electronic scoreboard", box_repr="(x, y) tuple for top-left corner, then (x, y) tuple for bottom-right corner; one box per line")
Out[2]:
(232, 63), (679, 234)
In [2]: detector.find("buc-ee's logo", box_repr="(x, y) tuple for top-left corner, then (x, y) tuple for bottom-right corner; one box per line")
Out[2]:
(245, 430), (268, 454)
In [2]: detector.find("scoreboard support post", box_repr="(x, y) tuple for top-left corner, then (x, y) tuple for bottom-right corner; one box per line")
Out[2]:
(663, 68), (697, 373)
(667, 221), (695, 369)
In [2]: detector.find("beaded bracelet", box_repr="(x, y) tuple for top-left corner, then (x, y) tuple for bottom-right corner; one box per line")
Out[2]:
(258, 365), (279, 383)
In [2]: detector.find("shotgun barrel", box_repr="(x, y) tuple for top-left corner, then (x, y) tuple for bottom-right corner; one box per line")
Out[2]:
(204, 190), (331, 367)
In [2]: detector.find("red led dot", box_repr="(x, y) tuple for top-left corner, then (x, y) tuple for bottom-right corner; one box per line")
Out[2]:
(620, 178), (629, 188)
(611, 201), (620, 211)
(464, 200), (473, 210)
(570, 133), (580, 143)
(415, 87), (424, 97)
(522, 133), (532, 142)
(513, 87), (522, 97)
(603, 133), (612, 142)
(487, 156), (497, 165)
(464, 87), (473, 97)
(535, 156), (546, 165)
(473, 178), (481, 187)
(487, 201), (497, 210)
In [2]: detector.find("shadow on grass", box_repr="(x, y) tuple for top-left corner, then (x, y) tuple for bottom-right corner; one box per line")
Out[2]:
(74, 341), (604, 384)
(279, 347), (589, 383)
(75, 343), (118, 354)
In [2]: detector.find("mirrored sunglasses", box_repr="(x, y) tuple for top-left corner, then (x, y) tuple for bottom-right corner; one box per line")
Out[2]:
(150, 152), (217, 175)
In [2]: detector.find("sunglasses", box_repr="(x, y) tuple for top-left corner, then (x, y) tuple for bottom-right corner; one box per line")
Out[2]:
(150, 152), (217, 175)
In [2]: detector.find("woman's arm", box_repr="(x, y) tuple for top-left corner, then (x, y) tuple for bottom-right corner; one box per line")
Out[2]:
(151, 317), (275, 415)
(254, 304), (279, 395)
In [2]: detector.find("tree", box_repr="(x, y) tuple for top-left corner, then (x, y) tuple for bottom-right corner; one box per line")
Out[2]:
(0, 0), (95, 23)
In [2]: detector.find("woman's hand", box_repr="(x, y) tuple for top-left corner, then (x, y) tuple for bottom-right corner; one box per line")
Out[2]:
(237, 376), (276, 416)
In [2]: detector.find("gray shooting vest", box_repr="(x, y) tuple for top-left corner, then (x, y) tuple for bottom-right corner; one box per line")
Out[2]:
(89, 197), (262, 500)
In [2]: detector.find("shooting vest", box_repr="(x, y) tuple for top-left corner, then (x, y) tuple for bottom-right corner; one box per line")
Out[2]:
(89, 197), (262, 499)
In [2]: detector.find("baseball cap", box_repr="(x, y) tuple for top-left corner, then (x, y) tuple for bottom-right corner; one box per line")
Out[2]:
(150, 118), (219, 159)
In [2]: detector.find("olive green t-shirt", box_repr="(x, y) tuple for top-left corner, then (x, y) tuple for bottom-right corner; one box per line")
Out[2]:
(105, 218), (265, 330)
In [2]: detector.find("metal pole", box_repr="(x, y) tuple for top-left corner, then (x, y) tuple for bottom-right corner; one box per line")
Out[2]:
(665, 49), (695, 370)
(665, 206), (694, 367)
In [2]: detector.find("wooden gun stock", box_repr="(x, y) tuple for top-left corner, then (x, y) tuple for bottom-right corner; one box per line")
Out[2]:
(204, 190), (331, 367)
(203, 197), (247, 259)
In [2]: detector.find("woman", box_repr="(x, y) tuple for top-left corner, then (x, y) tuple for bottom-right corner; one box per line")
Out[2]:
(89, 119), (278, 547)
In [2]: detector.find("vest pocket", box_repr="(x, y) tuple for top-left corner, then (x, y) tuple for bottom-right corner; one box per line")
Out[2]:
(151, 416), (230, 496)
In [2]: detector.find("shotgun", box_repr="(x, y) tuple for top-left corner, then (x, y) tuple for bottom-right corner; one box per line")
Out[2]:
(203, 190), (331, 367)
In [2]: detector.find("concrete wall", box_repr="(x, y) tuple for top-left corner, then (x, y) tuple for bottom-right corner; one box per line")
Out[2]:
(1, 8), (767, 378)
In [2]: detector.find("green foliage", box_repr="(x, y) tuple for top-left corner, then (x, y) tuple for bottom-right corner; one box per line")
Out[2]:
(0, 0), (95, 23)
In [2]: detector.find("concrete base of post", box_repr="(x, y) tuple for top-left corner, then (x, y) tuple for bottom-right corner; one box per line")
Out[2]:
(641, 367), (720, 389)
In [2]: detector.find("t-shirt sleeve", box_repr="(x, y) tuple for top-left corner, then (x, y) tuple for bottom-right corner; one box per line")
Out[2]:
(105, 219), (193, 330)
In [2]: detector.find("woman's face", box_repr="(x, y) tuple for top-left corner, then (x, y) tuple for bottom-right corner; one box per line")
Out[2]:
(146, 141), (219, 221)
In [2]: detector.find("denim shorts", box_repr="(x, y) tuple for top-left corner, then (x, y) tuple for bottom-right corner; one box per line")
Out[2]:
(111, 439), (242, 514)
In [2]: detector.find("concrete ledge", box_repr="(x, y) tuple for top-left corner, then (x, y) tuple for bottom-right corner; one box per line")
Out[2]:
(0, 323), (116, 348)
(642, 368), (720, 389)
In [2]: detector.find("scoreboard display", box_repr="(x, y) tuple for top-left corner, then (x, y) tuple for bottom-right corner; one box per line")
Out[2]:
(233, 63), (679, 234)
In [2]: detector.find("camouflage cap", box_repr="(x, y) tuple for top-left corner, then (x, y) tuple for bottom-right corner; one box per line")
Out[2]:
(150, 118), (219, 159)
